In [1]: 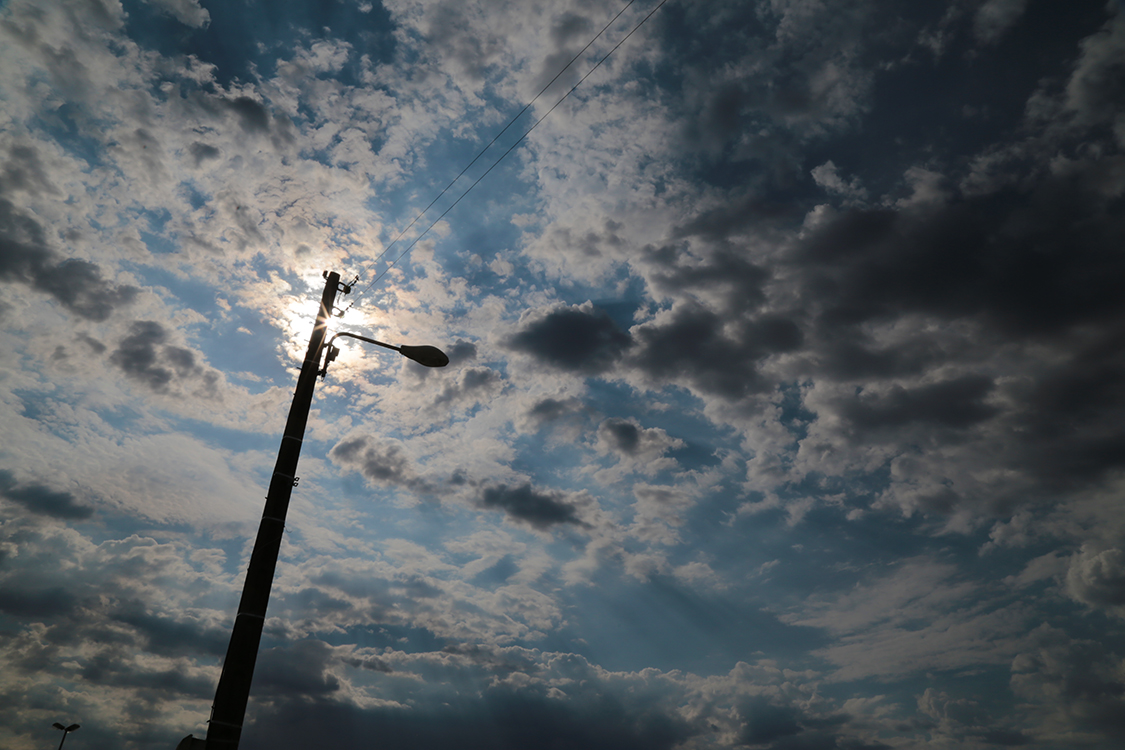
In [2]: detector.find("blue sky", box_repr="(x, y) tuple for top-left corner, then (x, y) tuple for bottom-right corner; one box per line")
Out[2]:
(2, 0), (1125, 748)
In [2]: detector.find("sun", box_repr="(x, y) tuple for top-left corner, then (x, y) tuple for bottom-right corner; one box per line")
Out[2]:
(273, 272), (335, 364)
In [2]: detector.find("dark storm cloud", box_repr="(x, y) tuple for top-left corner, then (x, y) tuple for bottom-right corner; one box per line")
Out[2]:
(329, 435), (430, 491)
(1001, 326), (1125, 490)
(110, 603), (228, 657)
(627, 304), (802, 401)
(1013, 628), (1125, 741)
(1025, 328), (1125, 423)
(1066, 547), (1125, 608)
(737, 697), (802, 745)
(108, 321), (221, 397)
(839, 375), (998, 431)
(692, 81), (749, 143)
(506, 305), (632, 374)
(79, 647), (214, 697)
(253, 640), (341, 697)
(243, 683), (694, 750)
(736, 694), (887, 750)
(813, 337), (939, 381)
(1063, 11), (1125, 127)
(0, 199), (138, 321)
(0, 469), (94, 520)
(774, 155), (1125, 492)
(479, 484), (585, 530)
(672, 193), (798, 243)
(642, 242), (771, 316)
(796, 164), (1125, 337)
(973, 729), (1031, 746)
(0, 586), (76, 618)
(973, 0), (1030, 45)
(667, 0), (872, 156)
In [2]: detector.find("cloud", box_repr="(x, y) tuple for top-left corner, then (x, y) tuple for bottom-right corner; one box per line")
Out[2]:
(629, 484), (697, 545)
(517, 396), (585, 432)
(243, 681), (694, 750)
(224, 96), (271, 134)
(142, 0), (211, 28)
(0, 199), (139, 321)
(110, 603), (228, 658)
(108, 321), (222, 398)
(973, 0), (1028, 45)
(444, 339), (479, 366)
(0, 469), (94, 520)
(1066, 546), (1125, 612)
(795, 182), (1125, 338)
(627, 304), (802, 401)
(479, 484), (587, 530)
(252, 640), (341, 697)
(329, 435), (432, 492)
(788, 559), (1030, 682)
(3, 1), (1125, 746)
(837, 375), (998, 432)
(429, 366), (505, 409)
(594, 418), (683, 482)
(640, 242), (770, 316)
(596, 418), (667, 457)
(734, 695), (877, 750)
(506, 304), (632, 375)
(811, 160), (868, 203)
(188, 141), (221, 166)
(917, 688), (1030, 746)
(0, 586), (77, 618)
(1063, 11), (1125, 131)
(1011, 625), (1125, 743)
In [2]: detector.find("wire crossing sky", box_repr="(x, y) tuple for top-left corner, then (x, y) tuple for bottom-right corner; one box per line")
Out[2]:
(359, 0), (673, 298)
(342, 0), (646, 311)
(2, 1), (1125, 749)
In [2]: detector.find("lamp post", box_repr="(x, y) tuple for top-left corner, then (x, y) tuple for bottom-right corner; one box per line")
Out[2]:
(174, 271), (448, 750)
(52, 723), (79, 749)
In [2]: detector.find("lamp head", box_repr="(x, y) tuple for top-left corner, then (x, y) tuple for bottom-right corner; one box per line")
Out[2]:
(399, 345), (449, 368)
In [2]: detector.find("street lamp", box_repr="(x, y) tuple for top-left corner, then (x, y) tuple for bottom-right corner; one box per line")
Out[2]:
(320, 330), (451, 373)
(177, 271), (448, 750)
(52, 723), (80, 749)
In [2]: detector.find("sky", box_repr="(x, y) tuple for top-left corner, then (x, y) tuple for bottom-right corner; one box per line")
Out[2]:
(2, 0), (1125, 748)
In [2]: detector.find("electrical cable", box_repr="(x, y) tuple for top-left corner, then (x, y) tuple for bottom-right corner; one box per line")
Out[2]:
(342, 0), (640, 312)
(343, 0), (670, 312)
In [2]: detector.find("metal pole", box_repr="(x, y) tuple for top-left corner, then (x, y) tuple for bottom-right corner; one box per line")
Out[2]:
(204, 271), (346, 750)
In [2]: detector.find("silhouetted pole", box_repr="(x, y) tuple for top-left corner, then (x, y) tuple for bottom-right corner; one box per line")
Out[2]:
(204, 271), (348, 750)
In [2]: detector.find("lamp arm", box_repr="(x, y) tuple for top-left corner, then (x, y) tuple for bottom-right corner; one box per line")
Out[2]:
(327, 331), (401, 353)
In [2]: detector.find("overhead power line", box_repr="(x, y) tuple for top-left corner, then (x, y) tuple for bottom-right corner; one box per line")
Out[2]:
(343, 0), (671, 312)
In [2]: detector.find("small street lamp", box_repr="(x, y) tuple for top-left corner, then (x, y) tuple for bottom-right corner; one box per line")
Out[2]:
(52, 723), (80, 749)
(182, 271), (448, 750)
